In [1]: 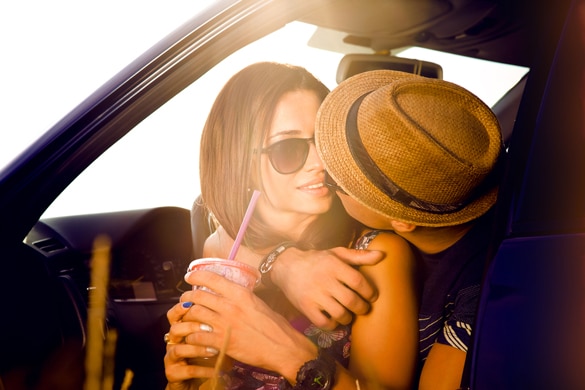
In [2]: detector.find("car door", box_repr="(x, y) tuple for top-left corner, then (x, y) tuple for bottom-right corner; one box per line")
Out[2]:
(468, 0), (585, 388)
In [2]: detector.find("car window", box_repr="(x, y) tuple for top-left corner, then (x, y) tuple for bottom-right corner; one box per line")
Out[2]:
(0, 1), (215, 171)
(41, 21), (529, 218)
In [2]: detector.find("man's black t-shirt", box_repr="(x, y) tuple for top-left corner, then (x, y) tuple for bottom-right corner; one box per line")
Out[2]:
(417, 210), (494, 370)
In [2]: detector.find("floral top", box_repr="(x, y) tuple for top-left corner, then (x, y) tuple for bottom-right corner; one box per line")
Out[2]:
(223, 230), (381, 390)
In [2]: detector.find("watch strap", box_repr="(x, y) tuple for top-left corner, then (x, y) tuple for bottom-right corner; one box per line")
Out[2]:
(293, 349), (336, 390)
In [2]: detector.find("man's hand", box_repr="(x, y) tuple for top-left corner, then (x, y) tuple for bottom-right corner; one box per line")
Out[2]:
(270, 246), (383, 330)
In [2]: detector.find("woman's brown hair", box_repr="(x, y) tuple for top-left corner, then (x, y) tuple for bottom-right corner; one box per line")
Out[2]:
(199, 62), (361, 251)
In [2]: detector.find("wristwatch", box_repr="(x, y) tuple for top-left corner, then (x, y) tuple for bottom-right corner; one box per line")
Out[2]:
(293, 350), (336, 390)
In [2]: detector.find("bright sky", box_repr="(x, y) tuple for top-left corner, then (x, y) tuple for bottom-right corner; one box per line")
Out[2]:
(0, 1), (214, 170)
(1, 2), (528, 218)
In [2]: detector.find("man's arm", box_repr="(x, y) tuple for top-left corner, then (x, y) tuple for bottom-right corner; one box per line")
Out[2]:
(418, 343), (467, 390)
(208, 227), (383, 330)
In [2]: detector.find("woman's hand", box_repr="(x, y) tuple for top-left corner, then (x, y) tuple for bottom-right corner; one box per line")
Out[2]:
(164, 300), (217, 390)
(182, 270), (318, 382)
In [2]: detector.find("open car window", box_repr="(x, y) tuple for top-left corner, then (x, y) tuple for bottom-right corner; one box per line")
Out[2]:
(41, 21), (528, 219)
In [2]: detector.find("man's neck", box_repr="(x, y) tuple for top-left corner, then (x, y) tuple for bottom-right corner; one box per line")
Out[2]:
(397, 222), (474, 254)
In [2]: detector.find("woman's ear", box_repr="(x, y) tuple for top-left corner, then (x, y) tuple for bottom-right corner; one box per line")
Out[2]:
(390, 220), (416, 233)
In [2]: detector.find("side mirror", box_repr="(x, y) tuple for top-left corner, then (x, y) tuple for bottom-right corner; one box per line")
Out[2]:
(337, 54), (443, 83)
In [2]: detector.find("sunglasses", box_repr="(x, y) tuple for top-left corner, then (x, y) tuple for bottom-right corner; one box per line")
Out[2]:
(325, 173), (348, 195)
(261, 137), (314, 174)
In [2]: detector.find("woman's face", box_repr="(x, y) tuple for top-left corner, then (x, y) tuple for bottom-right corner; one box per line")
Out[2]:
(257, 89), (332, 231)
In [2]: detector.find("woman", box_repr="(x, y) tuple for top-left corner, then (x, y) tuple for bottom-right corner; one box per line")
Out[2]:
(164, 62), (420, 390)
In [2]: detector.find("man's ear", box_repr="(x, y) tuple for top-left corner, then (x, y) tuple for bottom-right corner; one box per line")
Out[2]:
(390, 220), (416, 233)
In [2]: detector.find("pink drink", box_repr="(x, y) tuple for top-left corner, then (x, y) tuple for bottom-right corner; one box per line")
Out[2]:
(188, 258), (260, 291)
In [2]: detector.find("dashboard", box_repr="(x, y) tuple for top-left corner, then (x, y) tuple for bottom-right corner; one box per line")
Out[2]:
(26, 207), (194, 303)
(24, 206), (196, 388)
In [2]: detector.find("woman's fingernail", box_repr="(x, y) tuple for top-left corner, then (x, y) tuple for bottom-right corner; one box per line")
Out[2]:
(182, 301), (193, 308)
(206, 347), (219, 355)
(199, 323), (213, 332)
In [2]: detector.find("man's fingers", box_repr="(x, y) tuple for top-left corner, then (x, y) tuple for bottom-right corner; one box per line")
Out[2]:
(333, 265), (378, 303)
(302, 306), (339, 330)
(330, 247), (384, 266)
(319, 296), (355, 326)
(332, 284), (373, 316)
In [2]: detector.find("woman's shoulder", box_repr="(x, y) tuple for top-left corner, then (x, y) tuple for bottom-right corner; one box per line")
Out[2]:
(202, 227), (270, 265)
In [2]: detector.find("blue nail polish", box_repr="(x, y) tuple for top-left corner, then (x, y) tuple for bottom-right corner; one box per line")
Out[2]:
(182, 301), (193, 308)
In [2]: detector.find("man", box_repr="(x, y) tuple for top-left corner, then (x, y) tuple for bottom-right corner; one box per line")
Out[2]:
(265, 70), (503, 389)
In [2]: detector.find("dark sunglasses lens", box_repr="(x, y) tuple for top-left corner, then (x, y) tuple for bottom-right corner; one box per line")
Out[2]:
(270, 139), (310, 174)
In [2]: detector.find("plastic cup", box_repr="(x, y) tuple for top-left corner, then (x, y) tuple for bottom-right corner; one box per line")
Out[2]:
(187, 258), (260, 292)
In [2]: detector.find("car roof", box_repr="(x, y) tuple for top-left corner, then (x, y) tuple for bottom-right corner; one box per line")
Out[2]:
(299, 0), (529, 67)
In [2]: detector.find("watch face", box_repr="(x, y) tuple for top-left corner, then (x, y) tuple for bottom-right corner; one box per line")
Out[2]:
(297, 359), (334, 390)
(309, 372), (331, 390)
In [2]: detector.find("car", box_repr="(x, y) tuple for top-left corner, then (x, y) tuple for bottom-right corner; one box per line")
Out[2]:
(0, 0), (583, 389)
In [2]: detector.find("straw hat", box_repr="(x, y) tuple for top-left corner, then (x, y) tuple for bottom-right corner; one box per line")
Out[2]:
(315, 70), (503, 227)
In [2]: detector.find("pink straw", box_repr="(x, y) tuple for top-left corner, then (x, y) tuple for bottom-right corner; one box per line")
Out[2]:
(227, 190), (261, 260)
